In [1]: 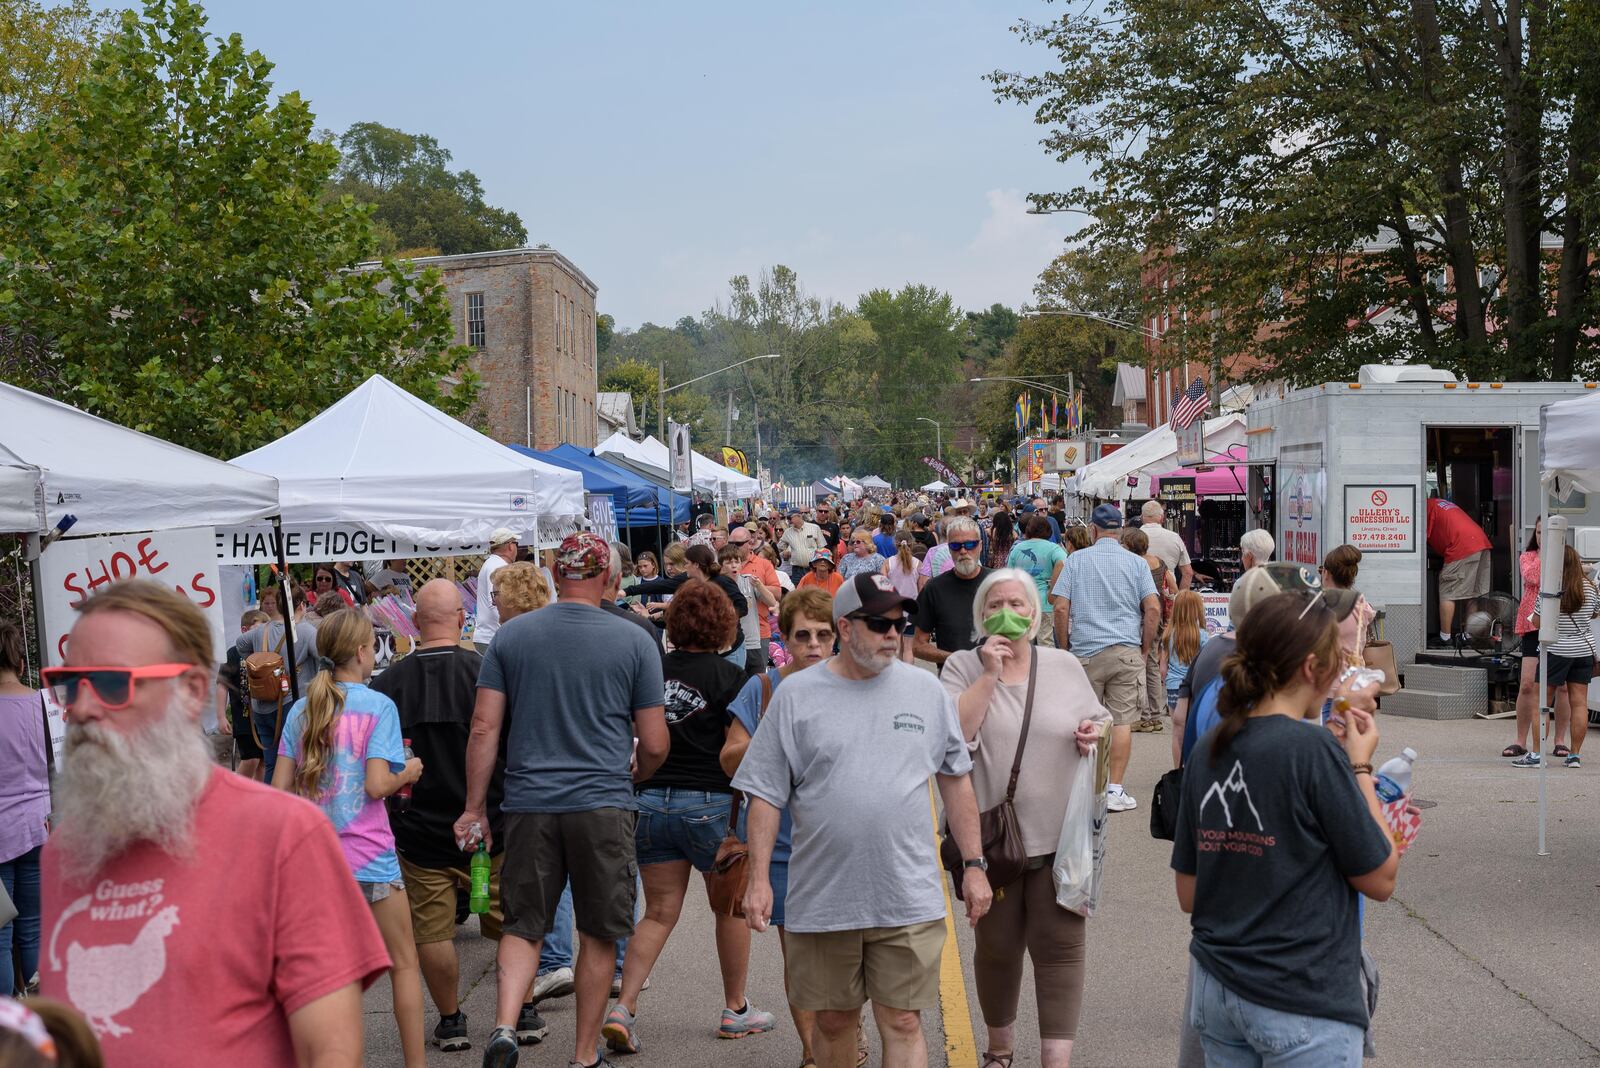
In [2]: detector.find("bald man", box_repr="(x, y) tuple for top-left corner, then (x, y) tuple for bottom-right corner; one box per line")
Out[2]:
(371, 580), (534, 1049)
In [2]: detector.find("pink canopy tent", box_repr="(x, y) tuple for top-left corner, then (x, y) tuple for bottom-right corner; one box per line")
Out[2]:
(1153, 445), (1249, 497)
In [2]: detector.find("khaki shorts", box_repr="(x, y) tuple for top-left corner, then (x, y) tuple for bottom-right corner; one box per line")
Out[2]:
(501, 809), (638, 943)
(784, 920), (945, 1011)
(1081, 645), (1145, 726)
(1035, 625), (1056, 649)
(1440, 550), (1491, 602)
(402, 854), (503, 943)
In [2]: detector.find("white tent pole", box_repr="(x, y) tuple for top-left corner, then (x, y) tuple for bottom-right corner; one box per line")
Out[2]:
(1536, 498), (1563, 857)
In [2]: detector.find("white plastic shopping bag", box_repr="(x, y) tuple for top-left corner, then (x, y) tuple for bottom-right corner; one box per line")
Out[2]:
(1053, 741), (1109, 916)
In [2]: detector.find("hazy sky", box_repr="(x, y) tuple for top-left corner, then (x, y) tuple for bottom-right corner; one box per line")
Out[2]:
(196, 0), (1090, 328)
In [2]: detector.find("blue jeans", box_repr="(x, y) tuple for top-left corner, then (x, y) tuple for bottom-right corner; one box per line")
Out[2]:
(1, 845), (43, 995)
(539, 880), (633, 978)
(252, 707), (284, 783)
(1188, 958), (1363, 1067)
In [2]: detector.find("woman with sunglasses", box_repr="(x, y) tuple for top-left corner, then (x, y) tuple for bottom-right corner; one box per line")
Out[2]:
(0, 622), (49, 997)
(836, 533), (886, 581)
(1172, 592), (1397, 1067)
(310, 565), (354, 611)
(272, 609), (426, 1068)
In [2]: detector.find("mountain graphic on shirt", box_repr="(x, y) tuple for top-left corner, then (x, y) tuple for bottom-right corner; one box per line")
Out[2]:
(1198, 760), (1264, 831)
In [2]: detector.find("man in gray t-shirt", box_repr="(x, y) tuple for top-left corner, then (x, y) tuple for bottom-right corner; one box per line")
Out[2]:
(733, 572), (991, 1068)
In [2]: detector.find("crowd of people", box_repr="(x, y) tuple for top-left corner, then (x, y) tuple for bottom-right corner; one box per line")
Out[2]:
(0, 483), (1419, 1068)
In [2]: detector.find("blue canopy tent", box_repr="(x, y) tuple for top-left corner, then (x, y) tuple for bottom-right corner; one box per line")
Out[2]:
(506, 444), (688, 529)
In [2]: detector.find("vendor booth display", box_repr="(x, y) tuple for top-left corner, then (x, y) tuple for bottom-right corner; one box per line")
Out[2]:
(1069, 414), (1247, 501)
(1153, 445), (1250, 589)
(230, 375), (585, 552)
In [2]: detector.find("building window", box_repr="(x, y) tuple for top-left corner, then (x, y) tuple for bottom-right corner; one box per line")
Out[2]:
(466, 293), (485, 349)
(555, 301), (562, 353)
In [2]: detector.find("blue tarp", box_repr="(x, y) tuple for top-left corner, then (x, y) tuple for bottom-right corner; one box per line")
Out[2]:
(508, 443), (688, 527)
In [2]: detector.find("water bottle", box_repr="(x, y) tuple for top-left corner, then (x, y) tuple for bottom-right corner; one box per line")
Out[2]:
(469, 838), (491, 914)
(1374, 747), (1417, 804)
(392, 739), (415, 812)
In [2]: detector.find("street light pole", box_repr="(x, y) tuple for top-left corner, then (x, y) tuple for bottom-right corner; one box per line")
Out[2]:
(656, 352), (782, 443)
(917, 417), (941, 462)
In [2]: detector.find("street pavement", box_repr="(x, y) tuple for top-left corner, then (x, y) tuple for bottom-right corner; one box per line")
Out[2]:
(366, 709), (1600, 1067)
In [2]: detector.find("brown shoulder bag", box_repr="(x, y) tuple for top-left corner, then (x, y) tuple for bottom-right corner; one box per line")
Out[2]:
(707, 673), (772, 917)
(941, 648), (1037, 899)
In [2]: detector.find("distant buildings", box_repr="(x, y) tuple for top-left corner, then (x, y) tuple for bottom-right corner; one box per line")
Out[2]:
(387, 247), (599, 449)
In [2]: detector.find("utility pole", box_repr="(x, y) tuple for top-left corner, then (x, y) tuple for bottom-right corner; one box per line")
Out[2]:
(725, 390), (734, 447)
(656, 360), (666, 443)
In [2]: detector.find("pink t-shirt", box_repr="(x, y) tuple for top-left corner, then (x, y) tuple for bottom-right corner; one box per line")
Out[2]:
(41, 769), (390, 1066)
(1516, 550), (1540, 635)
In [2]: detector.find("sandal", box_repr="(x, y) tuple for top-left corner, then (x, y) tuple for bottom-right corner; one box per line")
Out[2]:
(1502, 744), (1528, 758)
(1554, 745), (1572, 758)
(856, 1022), (870, 1067)
(981, 1054), (1015, 1068)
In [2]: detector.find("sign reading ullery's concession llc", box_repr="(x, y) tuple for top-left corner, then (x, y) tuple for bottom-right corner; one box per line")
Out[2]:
(1344, 485), (1416, 553)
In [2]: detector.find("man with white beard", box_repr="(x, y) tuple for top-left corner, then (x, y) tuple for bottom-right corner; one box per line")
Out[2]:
(38, 580), (390, 1067)
(912, 516), (991, 668)
(734, 573), (992, 1068)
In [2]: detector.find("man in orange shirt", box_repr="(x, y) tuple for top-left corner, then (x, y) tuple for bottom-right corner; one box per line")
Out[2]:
(730, 525), (782, 673)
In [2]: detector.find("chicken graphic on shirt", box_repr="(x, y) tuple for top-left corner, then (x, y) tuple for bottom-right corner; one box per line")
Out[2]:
(48, 896), (180, 1038)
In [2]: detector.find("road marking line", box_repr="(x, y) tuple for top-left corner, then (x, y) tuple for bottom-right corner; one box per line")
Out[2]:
(930, 781), (979, 1068)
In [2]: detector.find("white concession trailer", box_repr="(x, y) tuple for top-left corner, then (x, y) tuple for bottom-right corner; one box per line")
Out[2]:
(1245, 366), (1600, 718)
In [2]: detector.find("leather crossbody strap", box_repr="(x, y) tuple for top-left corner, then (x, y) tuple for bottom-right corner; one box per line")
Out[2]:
(1003, 649), (1039, 803)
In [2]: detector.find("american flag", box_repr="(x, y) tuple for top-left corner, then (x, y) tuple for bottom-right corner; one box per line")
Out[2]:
(1169, 377), (1210, 429)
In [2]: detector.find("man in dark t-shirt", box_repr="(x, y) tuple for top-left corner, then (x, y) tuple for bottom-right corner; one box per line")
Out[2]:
(913, 518), (991, 668)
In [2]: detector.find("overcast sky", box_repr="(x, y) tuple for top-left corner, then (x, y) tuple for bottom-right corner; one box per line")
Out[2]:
(196, 0), (1091, 328)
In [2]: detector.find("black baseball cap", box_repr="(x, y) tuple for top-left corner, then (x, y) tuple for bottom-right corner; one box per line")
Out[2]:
(832, 573), (918, 623)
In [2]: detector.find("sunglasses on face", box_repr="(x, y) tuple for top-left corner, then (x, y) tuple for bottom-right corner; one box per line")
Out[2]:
(850, 614), (904, 634)
(949, 540), (980, 552)
(790, 627), (835, 646)
(315, 575), (334, 584)
(42, 663), (196, 710)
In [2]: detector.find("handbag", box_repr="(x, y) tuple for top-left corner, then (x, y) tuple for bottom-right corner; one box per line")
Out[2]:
(1363, 640), (1402, 696)
(1149, 765), (1183, 841)
(941, 649), (1037, 899)
(707, 674), (772, 917)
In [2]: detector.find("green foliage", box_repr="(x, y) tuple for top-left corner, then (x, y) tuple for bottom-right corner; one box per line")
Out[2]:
(597, 358), (709, 436)
(992, 0), (1600, 383)
(330, 120), (526, 256)
(596, 312), (615, 355)
(0, 0), (477, 458)
(0, 0), (113, 134)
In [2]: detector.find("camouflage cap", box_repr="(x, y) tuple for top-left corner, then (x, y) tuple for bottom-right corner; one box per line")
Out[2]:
(556, 531), (610, 579)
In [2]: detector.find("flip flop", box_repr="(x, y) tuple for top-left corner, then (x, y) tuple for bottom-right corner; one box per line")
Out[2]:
(1554, 745), (1572, 758)
(1502, 744), (1528, 757)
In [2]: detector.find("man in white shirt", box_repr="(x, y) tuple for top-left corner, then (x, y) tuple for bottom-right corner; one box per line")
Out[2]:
(473, 528), (519, 653)
(1140, 501), (1193, 590)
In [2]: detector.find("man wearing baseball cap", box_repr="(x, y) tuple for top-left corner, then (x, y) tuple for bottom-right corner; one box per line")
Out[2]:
(456, 532), (669, 1068)
(1050, 503), (1160, 813)
(735, 573), (991, 1068)
(472, 528), (520, 653)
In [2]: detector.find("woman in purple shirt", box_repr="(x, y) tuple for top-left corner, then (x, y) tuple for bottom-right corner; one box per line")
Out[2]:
(0, 622), (50, 995)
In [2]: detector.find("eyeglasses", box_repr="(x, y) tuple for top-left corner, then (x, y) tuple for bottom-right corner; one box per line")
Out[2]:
(42, 663), (196, 710)
(789, 627), (835, 646)
(849, 614), (903, 634)
(729, 538), (750, 546)
(948, 540), (980, 552)
(315, 574), (334, 584)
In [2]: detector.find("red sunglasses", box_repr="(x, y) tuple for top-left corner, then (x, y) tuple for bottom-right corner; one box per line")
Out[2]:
(41, 663), (196, 710)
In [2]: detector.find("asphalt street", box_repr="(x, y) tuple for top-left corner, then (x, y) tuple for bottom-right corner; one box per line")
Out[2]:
(366, 709), (1600, 1067)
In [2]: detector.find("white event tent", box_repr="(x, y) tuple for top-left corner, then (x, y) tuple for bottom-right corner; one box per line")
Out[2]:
(0, 381), (279, 536)
(921, 480), (952, 492)
(858, 475), (892, 491)
(231, 375), (584, 546)
(1069, 414), (1247, 500)
(594, 432), (760, 500)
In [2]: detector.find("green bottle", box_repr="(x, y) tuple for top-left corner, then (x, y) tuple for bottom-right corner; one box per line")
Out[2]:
(469, 840), (491, 915)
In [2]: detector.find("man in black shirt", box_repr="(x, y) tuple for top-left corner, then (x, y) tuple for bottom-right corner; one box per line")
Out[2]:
(369, 579), (538, 1051)
(913, 516), (991, 668)
(603, 544), (664, 656)
(813, 502), (842, 550)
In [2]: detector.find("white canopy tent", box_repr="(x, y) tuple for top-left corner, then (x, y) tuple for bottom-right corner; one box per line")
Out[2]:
(1069, 414), (1247, 500)
(231, 375), (584, 545)
(858, 475), (892, 491)
(921, 479), (952, 492)
(0, 381), (280, 536)
(593, 432), (760, 499)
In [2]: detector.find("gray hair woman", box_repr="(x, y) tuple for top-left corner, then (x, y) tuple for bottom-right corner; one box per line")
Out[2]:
(941, 567), (1109, 1068)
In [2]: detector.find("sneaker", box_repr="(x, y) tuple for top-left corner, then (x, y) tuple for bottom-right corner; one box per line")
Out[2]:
(1511, 752), (1542, 768)
(1143, 719), (1165, 733)
(482, 1026), (519, 1068)
(433, 1010), (470, 1052)
(515, 1002), (547, 1045)
(1565, 753), (1581, 768)
(1106, 789), (1138, 812)
(571, 1059), (616, 1068)
(718, 1000), (778, 1040)
(533, 966), (575, 1003)
(609, 975), (649, 997)
(602, 1004), (642, 1055)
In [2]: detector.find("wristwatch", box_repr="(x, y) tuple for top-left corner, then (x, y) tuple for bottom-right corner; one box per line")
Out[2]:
(963, 857), (989, 872)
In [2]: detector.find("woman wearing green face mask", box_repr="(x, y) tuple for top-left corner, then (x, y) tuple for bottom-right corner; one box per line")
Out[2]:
(939, 568), (1109, 1068)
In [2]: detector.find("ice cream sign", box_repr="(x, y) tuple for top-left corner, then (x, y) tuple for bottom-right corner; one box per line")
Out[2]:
(1344, 485), (1416, 553)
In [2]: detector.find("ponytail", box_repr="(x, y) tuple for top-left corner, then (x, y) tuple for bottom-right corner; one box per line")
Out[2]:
(896, 538), (915, 573)
(291, 608), (373, 799)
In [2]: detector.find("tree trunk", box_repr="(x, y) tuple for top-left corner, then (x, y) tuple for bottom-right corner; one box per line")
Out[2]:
(1551, 98), (1598, 382)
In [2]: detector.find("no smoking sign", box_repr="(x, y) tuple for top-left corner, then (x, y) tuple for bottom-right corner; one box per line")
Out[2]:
(1371, 490), (1388, 507)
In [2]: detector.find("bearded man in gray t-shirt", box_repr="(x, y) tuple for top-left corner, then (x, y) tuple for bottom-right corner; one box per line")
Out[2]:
(734, 573), (992, 1068)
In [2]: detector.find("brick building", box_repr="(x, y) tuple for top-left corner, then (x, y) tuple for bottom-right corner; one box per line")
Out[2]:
(394, 248), (600, 449)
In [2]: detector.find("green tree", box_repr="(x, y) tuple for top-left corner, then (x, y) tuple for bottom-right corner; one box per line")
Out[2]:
(0, 0), (113, 134)
(0, 0), (477, 457)
(331, 120), (526, 256)
(598, 358), (712, 438)
(596, 312), (615, 355)
(991, 0), (1600, 383)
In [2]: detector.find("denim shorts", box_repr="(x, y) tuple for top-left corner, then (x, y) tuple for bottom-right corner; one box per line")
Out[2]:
(634, 788), (735, 872)
(769, 861), (790, 929)
(1188, 958), (1362, 1067)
